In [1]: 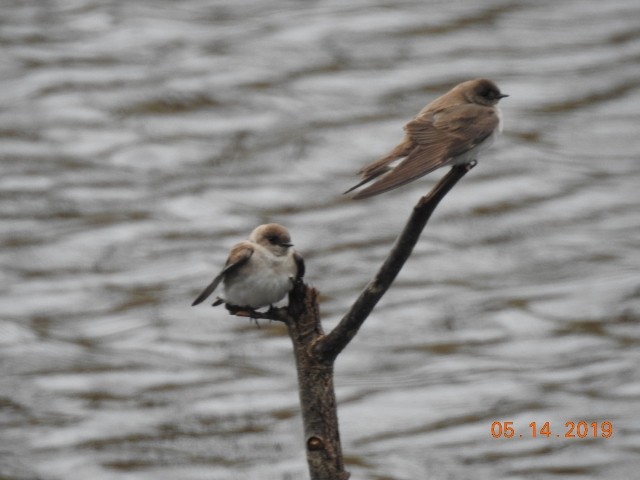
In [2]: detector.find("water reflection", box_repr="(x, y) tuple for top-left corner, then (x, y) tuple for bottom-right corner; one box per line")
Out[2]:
(1, 1), (640, 479)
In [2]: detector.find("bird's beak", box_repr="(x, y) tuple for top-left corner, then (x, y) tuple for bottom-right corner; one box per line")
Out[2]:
(498, 93), (509, 99)
(281, 243), (293, 248)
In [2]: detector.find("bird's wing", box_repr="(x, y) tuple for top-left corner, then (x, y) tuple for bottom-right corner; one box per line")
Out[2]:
(191, 244), (254, 306)
(410, 104), (499, 157)
(352, 105), (499, 199)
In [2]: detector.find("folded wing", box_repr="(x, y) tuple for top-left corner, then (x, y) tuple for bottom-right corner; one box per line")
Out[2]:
(351, 104), (499, 199)
(191, 244), (254, 306)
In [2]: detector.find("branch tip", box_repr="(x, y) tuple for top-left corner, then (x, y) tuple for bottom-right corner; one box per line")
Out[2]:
(318, 161), (473, 360)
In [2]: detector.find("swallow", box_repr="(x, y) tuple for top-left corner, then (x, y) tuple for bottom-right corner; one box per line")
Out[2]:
(345, 78), (508, 199)
(192, 223), (304, 310)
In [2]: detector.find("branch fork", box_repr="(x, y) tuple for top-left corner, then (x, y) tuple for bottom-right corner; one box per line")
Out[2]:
(224, 163), (475, 479)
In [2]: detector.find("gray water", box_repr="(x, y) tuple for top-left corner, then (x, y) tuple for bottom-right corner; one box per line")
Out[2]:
(1, 1), (640, 479)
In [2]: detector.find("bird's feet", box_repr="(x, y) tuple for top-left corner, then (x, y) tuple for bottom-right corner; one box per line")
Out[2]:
(223, 303), (287, 323)
(225, 303), (259, 317)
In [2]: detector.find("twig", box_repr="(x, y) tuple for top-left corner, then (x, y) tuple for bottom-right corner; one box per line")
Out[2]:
(315, 162), (476, 362)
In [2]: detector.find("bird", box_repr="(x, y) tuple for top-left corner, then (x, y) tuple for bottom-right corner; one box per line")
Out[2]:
(191, 223), (304, 310)
(344, 78), (508, 199)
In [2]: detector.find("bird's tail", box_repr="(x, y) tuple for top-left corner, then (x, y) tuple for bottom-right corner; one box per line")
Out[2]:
(343, 140), (412, 195)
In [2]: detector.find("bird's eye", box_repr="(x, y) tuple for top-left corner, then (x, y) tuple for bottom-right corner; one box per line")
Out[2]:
(268, 235), (279, 244)
(480, 88), (492, 98)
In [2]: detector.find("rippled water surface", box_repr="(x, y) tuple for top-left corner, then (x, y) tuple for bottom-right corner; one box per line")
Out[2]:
(2, 1), (640, 479)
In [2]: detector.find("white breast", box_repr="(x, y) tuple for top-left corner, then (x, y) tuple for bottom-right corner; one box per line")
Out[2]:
(223, 247), (296, 308)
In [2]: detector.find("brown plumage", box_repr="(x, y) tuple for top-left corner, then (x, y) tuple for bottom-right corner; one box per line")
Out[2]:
(345, 78), (508, 199)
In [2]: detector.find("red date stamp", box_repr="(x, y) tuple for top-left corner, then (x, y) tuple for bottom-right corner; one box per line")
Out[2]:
(491, 421), (613, 439)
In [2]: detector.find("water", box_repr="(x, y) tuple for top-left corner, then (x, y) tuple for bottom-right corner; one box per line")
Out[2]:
(1, 1), (639, 479)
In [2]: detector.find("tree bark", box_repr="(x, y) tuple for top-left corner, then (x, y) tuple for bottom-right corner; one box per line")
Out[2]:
(284, 281), (350, 480)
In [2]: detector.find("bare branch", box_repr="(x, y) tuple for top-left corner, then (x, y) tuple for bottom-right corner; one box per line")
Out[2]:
(315, 162), (476, 362)
(284, 281), (350, 479)
(219, 163), (473, 479)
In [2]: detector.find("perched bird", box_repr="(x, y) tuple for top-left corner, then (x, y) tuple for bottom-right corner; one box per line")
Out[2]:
(345, 78), (508, 199)
(191, 223), (304, 310)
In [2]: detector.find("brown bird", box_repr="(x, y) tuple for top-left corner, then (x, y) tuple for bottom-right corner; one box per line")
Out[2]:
(191, 224), (304, 309)
(345, 78), (508, 199)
